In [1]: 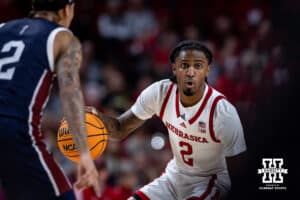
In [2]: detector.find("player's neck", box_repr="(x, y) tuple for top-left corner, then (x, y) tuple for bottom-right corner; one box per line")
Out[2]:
(180, 84), (206, 107)
(33, 11), (59, 24)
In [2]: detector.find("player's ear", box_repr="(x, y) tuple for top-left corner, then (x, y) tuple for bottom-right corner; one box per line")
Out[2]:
(56, 7), (66, 23)
(206, 64), (210, 76)
(172, 63), (176, 75)
(57, 5), (73, 27)
(58, 4), (70, 19)
(65, 4), (74, 19)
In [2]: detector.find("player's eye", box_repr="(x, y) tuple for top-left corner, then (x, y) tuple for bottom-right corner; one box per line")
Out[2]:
(181, 63), (189, 69)
(194, 63), (203, 69)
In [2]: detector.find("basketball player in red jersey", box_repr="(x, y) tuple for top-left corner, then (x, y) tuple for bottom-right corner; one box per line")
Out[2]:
(89, 40), (247, 199)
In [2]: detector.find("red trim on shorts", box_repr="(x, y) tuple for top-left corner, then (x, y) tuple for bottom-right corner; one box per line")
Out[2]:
(38, 143), (72, 193)
(209, 96), (225, 143)
(31, 72), (52, 140)
(188, 86), (213, 124)
(135, 190), (150, 200)
(133, 172), (166, 200)
(159, 83), (174, 119)
(30, 71), (71, 194)
(187, 174), (217, 200)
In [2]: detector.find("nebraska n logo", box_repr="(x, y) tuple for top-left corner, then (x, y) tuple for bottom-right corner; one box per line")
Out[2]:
(258, 158), (288, 184)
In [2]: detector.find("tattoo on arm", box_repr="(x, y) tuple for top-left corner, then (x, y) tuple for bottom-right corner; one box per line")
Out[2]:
(56, 36), (89, 154)
(99, 110), (144, 140)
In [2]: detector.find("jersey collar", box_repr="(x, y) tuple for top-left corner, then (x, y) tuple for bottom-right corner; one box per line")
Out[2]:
(175, 84), (213, 125)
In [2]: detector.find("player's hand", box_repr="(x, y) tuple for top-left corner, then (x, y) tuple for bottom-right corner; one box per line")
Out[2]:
(85, 106), (99, 116)
(74, 152), (101, 197)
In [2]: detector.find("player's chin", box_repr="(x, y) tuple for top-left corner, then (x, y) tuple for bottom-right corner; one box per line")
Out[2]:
(183, 89), (194, 96)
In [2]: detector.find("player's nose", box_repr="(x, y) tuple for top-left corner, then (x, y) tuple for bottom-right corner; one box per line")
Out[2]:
(186, 66), (196, 76)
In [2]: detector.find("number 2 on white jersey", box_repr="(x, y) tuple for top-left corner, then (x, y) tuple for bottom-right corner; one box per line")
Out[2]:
(0, 40), (25, 80)
(179, 141), (194, 166)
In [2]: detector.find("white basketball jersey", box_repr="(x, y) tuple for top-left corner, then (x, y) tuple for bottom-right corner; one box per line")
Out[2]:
(161, 85), (226, 175)
(131, 79), (246, 198)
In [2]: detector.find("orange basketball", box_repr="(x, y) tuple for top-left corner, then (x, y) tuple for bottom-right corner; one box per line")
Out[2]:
(57, 112), (108, 163)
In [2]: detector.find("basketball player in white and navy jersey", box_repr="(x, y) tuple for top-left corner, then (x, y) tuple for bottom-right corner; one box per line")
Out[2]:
(92, 40), (247, 200)
(0, 0), (101, 199)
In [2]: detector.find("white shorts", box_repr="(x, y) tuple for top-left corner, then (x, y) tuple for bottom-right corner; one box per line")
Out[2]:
(132, 161), (230, 200)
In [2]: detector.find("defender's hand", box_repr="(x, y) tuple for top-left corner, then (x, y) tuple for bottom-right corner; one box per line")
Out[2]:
(74, 153), (101, 197)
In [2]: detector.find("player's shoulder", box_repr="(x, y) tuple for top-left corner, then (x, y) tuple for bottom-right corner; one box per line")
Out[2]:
(1, 18), (26, 25)
(210, 86), (238, 116)
(49, 26), (76, 72)
(4, 18), (53, 29)
(0, 18), (26, 32)
(1, 17), (71, 38)
(138, 79), (174, 103)
(210, 85), (225, 99)
(158, 79), (174, 89)
(28, 17), (73, 36)
(55, 29), (75, 45)
(146, 79), (173, 93)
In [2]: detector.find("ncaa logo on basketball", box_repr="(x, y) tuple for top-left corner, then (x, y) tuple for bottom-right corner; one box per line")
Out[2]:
(257, 158), (287, 190)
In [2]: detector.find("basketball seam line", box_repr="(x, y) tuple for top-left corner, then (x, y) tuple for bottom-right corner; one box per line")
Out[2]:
(85, 121), (104, 130)
(90, 139), (107, 151)
(57, 133), (108, 142)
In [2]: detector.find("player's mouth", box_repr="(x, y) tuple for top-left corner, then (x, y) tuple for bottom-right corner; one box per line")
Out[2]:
(185, 80), (195, 88)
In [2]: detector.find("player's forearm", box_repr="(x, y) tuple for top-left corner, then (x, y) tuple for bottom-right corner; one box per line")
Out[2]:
(98, 110), (143, 141)
(98, 113), (125, 140)
(56, 37), (89, 154)
(60, 88), (89, 154)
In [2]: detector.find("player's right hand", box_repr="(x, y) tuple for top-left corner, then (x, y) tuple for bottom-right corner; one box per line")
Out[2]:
(74, 152), (102, 197)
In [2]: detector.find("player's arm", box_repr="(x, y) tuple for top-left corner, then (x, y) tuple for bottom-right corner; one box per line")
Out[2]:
(97, 109), (145, 141)
(54, 31), (100, 196)
(224, 119), (248, 184)
(226, 151), (248, 177)
(226, 151), (248, 197)
(87, 82), (160, 141)
(54, 31), (89, 155)
(215, 99), (248, 197)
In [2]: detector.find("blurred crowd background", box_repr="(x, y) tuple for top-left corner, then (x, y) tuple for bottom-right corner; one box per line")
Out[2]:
(0, 0), (298, 199)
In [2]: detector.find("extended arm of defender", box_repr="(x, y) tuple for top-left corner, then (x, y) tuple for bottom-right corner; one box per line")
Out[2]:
(98, 109), (145, 141)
